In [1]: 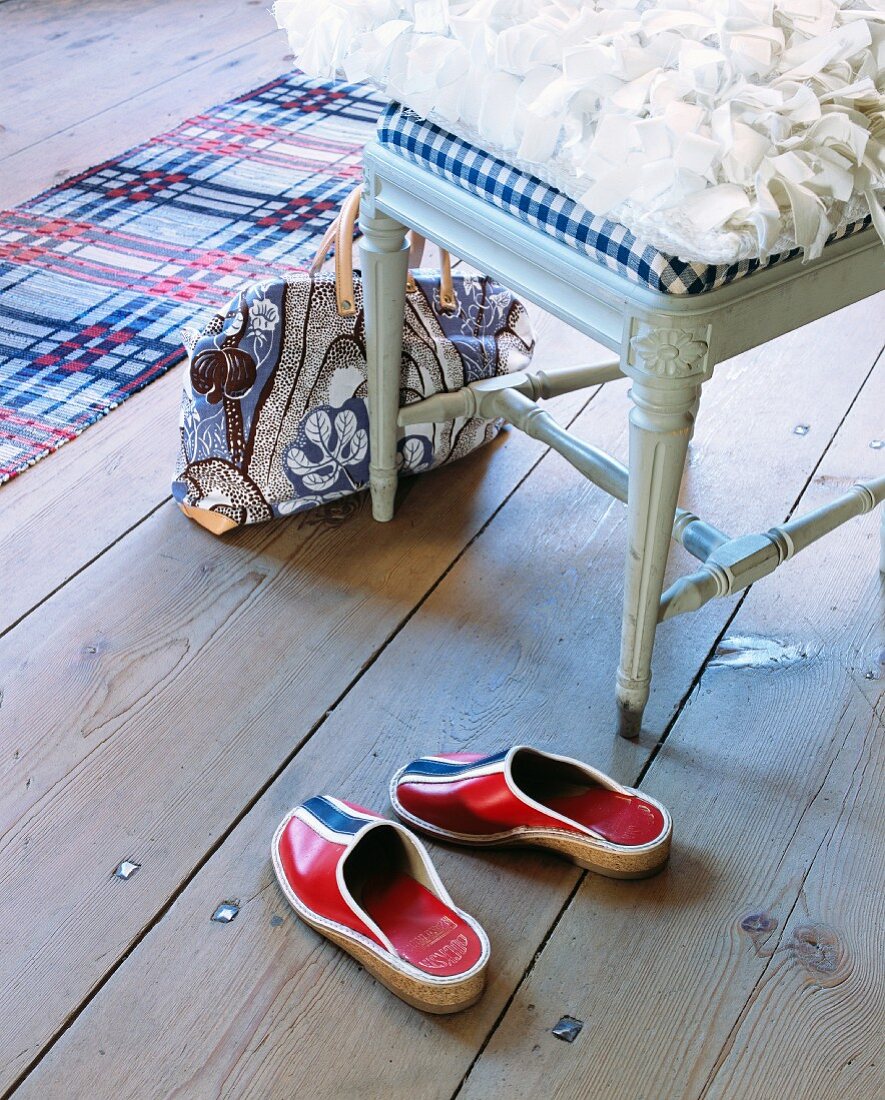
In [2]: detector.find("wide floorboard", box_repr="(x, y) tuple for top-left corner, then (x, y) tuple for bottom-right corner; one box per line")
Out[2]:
(2, 4), (883, 1098)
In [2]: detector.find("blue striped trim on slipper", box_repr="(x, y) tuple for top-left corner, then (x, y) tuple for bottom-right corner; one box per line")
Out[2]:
(301, 796), (374, 836)
(399, 750), (509, 780)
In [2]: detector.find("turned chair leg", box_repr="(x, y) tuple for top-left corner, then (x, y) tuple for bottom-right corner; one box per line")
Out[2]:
(359, 207), (410, 522)
(617, 375), (699, 738)
(688, 383), (701, 443)
(880, 503), (885, 575)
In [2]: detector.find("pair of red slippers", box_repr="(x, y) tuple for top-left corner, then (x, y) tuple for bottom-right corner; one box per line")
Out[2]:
(271, 745), (671, 1014)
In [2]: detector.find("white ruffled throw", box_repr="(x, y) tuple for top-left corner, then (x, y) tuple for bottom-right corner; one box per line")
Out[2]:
(274, 0), (885, 265)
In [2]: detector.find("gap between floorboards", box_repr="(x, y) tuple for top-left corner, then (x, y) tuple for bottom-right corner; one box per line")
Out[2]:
(0, 388), (602, 1099)
(0, 28), (281, 165)
(446, 348), (884, 1100)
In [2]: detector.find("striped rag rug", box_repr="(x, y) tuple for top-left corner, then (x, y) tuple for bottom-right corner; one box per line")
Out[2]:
(0, 71), (384, 483)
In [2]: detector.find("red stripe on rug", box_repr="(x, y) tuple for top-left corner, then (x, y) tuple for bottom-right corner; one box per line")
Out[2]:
(0, 68), (384, 483)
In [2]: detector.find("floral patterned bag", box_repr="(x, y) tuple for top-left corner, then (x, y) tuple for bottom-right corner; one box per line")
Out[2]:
(173, 187), (534, 534)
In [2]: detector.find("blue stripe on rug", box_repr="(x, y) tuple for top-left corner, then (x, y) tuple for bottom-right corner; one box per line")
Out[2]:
(0, 71), (385, 483)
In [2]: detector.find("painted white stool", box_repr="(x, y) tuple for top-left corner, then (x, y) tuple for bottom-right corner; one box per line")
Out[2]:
(358, 113), (885, 739)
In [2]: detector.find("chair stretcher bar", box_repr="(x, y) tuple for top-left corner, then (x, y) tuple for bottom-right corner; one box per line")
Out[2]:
(398, 371), (729, 562)
(659, 477), (885, 621)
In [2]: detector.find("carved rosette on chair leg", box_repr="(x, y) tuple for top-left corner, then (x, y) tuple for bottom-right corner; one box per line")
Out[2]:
(616, 322), (711, 738)
(359, 196), (410, 522)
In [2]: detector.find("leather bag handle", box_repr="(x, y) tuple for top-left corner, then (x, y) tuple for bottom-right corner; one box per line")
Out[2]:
(310, 186), (456, 317)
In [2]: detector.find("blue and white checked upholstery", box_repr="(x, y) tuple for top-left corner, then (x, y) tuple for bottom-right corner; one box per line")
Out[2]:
(377, 103), (871, 296)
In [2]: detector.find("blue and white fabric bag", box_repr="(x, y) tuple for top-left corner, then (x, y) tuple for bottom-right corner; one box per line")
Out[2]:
(173, 187), (534, 534)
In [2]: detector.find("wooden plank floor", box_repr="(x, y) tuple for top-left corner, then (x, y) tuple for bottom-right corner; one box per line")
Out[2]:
(2, 5), (883, 1098)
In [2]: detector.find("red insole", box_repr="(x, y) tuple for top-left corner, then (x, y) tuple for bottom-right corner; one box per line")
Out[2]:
(543, 788), (665, 846)
(361, 873), (484, 977)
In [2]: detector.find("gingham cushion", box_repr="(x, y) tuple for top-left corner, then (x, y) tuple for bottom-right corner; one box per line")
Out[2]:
(377, 104), (871, 297)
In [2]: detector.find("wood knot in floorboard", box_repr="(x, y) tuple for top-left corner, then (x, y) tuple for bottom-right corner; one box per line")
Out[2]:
(738, 910), (779, 957)
(789, 923), (851, 987)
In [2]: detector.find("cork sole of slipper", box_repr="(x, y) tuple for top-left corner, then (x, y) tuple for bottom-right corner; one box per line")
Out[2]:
(390, 793), (671, 879)
(271, 839), (487, 1014)
(496, 829), (671, 878)
(296, 907), (487, 1013)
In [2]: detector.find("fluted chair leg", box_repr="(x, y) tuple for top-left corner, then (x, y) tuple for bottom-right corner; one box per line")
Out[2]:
(360, 207), (409, 522)
(616, 374), (698, 738)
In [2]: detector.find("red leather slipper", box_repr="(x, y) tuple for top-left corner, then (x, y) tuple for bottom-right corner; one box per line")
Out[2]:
(390, 746), (671, 878)
(271, 796), (490, 1013)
